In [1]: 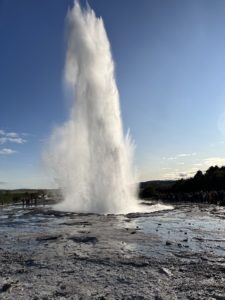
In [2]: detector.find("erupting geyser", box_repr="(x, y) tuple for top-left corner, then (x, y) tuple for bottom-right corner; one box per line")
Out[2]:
(46, 2), (138, 213)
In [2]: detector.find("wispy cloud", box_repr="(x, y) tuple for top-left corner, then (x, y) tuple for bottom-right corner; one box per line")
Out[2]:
(0, 137), (26, 144)
(203, 157), (225, 167)
(0, 148), (17, 155)
(179, 172), (188, 178)
(0, 129), (27, 145)
(178, 153), (196, 157)
(193, 163), (202, 167)
(162, 156), (225, 180)
(162, 168), (198, 180)
(162, 171), (181, 179)
(163, 152), (197, 160)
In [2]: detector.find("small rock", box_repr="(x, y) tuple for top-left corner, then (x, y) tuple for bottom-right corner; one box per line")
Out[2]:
(155, 296), (163, 300)
(159, 267), (173, 277)
(36, 235), (61, 242)
(166, 241), (172, 246)
(60, 285), (66, 290)
(212, 294), (225, 300)
(1, 283), (11, 293)
(69, 236), (98, 244)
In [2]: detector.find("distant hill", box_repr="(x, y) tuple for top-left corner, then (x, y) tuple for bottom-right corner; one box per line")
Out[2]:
(140, 180), (176, 190)
(139, 180), (176, 198)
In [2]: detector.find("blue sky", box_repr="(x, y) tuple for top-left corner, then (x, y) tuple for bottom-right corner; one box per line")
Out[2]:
(1, 0), (225, 189)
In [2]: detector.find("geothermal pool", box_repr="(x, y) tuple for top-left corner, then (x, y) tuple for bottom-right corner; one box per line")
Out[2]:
(1, 202), (225, 299)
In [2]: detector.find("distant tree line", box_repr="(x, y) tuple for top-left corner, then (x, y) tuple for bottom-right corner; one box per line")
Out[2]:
(139, 166), (225, 200)
(172, 166), (225, 192)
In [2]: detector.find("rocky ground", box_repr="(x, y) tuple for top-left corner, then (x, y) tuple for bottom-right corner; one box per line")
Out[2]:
(0, 202), (225, 299)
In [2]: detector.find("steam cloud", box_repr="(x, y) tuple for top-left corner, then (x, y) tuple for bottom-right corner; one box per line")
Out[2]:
(45, 2), (138, 213)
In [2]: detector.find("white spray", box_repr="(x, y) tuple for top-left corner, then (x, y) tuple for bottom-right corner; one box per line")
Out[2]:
(45, 2), (138, 213)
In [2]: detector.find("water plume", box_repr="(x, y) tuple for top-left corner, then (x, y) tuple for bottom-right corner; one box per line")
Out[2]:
(45, 2), (138, 213)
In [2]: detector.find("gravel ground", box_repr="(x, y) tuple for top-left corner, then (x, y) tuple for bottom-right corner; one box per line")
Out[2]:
(0, 203), (225, 299)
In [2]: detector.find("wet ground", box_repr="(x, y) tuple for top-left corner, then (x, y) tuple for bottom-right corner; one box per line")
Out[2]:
(1, 202), (225, 299)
